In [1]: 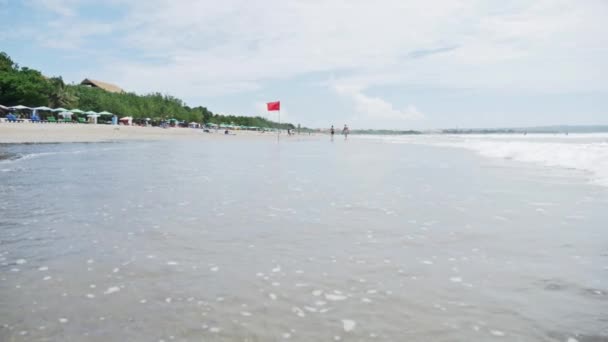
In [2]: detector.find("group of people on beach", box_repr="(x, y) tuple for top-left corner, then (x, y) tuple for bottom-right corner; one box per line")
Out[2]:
(330, 124), (349, 140)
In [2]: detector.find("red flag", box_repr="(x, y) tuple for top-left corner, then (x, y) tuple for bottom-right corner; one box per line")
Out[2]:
(267, 101), (280, 111)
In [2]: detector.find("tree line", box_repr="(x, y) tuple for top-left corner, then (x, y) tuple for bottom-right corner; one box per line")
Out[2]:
(0, 52), (295, 129)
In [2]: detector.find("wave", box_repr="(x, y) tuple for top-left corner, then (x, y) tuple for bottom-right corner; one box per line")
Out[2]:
(364, 134), (608, 187)
(0, 143), (133, 166)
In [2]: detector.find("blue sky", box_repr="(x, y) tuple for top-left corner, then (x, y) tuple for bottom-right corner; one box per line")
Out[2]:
(1, 0), (607, 129)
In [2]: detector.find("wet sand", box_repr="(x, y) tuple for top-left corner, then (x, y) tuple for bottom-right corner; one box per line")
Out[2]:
(0, 123), (316, 143)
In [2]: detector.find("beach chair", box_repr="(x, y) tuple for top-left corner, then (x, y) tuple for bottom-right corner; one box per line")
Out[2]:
(47, 116), (57, 123)
(63, 117), (72, 123)
(78, 117), (87, 124)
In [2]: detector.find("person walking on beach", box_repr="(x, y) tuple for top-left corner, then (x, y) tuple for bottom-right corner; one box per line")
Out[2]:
(330, 125), (335, 141)
(342, 124), (349, 140)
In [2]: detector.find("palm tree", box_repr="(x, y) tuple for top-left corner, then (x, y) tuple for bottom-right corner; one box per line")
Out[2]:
(48, 77), (78, 108)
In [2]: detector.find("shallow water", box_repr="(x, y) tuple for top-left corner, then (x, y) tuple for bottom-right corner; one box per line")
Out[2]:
(1, 137), (607, 341)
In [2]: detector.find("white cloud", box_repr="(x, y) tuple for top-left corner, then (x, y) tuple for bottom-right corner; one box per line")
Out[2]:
(20, 1), (608, 91)
(333, 85), (424, 121)
(11, 0), (608, 127)
(109, 1), (605, 94)
(26, 0), (80, 16)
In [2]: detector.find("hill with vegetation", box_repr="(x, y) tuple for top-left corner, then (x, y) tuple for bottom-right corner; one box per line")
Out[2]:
(0, 52), (294, 129)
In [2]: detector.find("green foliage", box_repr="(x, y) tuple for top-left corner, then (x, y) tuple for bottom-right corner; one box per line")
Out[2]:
(0, 51), (296, 128)
(48, 77), (78, 108)
(0, 52), (16, 71)
(208, 114), (294, 129)
(0, 52), (52, 106)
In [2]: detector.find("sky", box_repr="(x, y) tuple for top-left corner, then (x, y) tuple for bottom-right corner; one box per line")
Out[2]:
(1, 0), (607, 129)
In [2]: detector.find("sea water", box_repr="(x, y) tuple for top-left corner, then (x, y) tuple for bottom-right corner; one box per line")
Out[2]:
(0, 135), (607, 341)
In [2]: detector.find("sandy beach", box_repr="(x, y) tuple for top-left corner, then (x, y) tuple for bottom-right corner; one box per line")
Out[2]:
(0, 123), (316, 143)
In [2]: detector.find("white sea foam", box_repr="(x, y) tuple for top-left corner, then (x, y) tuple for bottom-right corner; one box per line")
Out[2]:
(342, 320), (356, 332)
(104, 286), (120, 295)
(371, 134), (608, 187)
(325, 293), (347, 301)
(490, 330), (505, 336)
(292, 306), (306, 317)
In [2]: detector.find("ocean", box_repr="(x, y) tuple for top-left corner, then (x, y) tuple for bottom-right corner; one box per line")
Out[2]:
(1, 134), (607, 341)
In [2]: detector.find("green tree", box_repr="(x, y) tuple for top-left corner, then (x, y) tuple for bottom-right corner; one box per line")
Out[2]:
(48, 77), (78, 108)
(0, 52), (51, 106)
(1, 51), (299, 128)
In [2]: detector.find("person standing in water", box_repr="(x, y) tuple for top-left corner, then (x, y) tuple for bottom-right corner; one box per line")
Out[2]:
(342, 124), (349, 140)
(330, 125), (335, 140)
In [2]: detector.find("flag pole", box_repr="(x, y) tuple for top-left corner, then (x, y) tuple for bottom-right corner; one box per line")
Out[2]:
(278, 109), (281, 142)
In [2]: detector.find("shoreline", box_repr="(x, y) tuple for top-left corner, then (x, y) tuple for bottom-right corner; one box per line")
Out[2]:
(0, 123), (320, 144)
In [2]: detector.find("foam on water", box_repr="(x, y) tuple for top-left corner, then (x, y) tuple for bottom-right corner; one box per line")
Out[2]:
(342, 320), (356, 332)
(104, 286), (120, 295)
(490, 330), (505, 336)
(370, 134), (608, 187)
(325, 293), (347, 301)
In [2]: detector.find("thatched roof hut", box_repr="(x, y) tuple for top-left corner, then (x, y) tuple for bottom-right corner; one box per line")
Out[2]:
(80, 78), (124, 93)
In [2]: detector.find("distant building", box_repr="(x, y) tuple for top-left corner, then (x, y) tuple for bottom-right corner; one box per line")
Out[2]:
(80, 78), (124, 93)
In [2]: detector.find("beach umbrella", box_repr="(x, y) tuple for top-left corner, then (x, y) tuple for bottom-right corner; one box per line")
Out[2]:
(86, 112), (100, 124)
(10, 105), (31, 110)
(70, 109), (84, 114)
(33, 106), (52, 111)
(98, 111), (113, 115)
(52, 107), (68, 112)
(59, 111), (73, 117)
